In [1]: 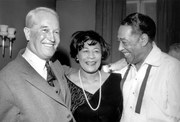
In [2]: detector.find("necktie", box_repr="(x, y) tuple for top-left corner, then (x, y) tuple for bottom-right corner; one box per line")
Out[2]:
(45, 61), (55, 87)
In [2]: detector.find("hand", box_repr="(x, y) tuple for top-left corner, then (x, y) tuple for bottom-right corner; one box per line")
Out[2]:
(102, 58), (128, 73)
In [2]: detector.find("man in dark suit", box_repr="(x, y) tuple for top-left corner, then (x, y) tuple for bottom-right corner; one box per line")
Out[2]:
(0, 7), (75, 122)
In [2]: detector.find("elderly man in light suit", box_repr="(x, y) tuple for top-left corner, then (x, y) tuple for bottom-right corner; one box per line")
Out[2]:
(0, 7), (75, 122)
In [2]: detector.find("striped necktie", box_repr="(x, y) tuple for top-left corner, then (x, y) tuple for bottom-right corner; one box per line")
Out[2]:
(45, 61), (55, 87)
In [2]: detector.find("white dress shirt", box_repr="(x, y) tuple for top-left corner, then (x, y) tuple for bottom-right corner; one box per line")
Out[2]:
(116, 43), (180, 122)
(22, 48), (47, 80)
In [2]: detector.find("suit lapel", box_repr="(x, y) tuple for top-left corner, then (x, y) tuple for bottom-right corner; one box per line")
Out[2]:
(16, 52), (68, 108)
(50, 60), (66, 101)
(25, 72), (67, 107)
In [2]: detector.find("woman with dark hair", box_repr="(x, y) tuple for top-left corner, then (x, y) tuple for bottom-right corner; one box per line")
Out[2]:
(65, 30), (123, 122)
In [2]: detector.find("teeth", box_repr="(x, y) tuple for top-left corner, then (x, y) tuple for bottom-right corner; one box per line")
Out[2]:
(44, 43), (53, 47)
(124, 53), (129, 56)
(86, 62), (96, 65)
(124, 53), (130, 58)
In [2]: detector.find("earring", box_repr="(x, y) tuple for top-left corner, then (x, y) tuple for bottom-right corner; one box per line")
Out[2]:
(75, 57), (79, 62)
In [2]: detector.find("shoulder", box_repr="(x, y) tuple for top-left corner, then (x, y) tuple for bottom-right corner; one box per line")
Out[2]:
(63, 65), (79, 76)
(154, 52), (180, 82)
(101, 71), (122, 82)
(111, 73), (122, 78)
(110, 73), (122, 81)
(0, 57), (27, 93)
(0, 58), (23, 77)
(161, 52), (180, 68)
(65, 70), (79, 85)
(101, 71), (110, 81)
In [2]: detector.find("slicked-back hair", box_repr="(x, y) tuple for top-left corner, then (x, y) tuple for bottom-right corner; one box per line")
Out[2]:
(25, 7), (59, 28)
(121, 12), (156, 42)
(70, 30), (110, 63)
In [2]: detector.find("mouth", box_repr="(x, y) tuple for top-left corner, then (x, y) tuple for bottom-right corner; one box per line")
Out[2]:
(121, 51), (129, 57)
(43, 43), (55, 47)
(86, 61), (96, 66)
(123, 52), (130, 57)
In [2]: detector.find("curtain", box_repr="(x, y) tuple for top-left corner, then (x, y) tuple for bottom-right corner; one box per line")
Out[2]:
(95, 0), (126, 64)
(156, 0), (173, 52)
(156, 0), (180, 52)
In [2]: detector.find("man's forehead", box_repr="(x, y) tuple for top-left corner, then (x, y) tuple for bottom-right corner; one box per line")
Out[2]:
(32, 14), (59, 28)
(117, 25), (132, 38)
(119, 25), (132, 32)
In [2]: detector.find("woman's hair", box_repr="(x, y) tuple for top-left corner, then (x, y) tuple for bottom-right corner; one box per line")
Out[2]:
(121, 12), (156, 42)
(70, 30), (110, 63)
(25, 7), (59, 28)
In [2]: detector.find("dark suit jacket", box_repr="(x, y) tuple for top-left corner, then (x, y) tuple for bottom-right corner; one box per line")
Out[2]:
(0, 50), (75, 122)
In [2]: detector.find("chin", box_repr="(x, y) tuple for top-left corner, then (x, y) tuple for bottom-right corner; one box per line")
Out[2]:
(89, 69), (99, 74)
(44, 54), (54, 59)
(125, 57), (134, 63)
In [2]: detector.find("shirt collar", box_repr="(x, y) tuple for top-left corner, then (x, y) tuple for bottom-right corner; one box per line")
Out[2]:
(22, 48), (46, 70)
(143, 42), (161, 67)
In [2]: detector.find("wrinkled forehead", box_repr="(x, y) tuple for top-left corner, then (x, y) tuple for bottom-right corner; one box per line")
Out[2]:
(36, 11), (58, 19)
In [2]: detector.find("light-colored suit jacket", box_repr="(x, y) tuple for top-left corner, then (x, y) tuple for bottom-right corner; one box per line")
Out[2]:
(0, 50), (75, 122)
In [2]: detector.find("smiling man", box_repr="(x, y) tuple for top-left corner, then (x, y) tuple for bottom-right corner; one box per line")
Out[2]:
(0, 7), (75, 122)
(114, 13), (180, 122)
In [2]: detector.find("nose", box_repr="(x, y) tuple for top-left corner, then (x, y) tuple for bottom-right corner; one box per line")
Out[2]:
(47, 31), (55, 42)
(88, 51), (95, 59)
(118, 41), (124, 51)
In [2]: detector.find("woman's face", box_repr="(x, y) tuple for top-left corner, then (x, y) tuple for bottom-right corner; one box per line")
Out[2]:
(77, 40), (102, 73)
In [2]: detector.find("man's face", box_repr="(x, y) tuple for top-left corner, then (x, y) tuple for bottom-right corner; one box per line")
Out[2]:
(24, 11), (60, 60)
(117, 25), (143, 64)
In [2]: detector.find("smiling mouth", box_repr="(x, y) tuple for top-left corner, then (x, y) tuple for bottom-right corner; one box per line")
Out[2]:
(122, 52), (131, 58)
(124, 53), (129, 57)
(86, 61), (96, 65)
(44, 43), (55, 47)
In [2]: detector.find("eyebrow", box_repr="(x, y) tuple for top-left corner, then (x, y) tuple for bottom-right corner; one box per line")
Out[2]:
(39, 25), (60, 31)
(40, 25), (48, 28)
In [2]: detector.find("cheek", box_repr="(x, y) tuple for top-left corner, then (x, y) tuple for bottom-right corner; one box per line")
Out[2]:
(31, 32), (45, 42)
(77, 53), (85, 62)
(124, 45), (133, 52)
(30, 32), (37, 41)
(95, 54), (102, 64)
(39, 33), (48, 41)
(97, 54), (102, 60)
(54, 34), (60, 40)
(55, 36), (60, 45)
(126, 43), (138, 52)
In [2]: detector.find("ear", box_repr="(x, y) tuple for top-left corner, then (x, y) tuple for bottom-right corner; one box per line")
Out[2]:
(139, 33), (148, 47)
(75, 55), (79, 63)
(24, 27), (31, 41)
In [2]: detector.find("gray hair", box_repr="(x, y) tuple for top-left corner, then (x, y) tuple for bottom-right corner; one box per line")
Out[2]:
(25, 7), (59, 28)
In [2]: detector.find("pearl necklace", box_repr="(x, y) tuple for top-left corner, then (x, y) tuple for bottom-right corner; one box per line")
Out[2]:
(78, 70), (102, 111)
